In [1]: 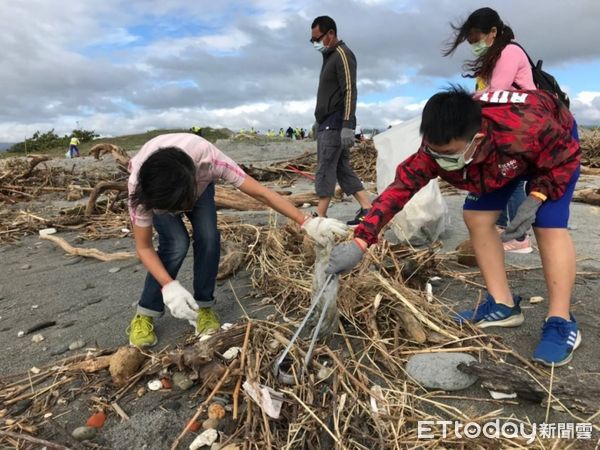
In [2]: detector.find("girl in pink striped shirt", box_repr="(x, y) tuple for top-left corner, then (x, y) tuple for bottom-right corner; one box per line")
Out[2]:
(444, 7), (535, 253)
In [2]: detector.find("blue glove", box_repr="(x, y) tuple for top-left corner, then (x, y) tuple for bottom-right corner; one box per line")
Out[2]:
(325, 239), (365, 274)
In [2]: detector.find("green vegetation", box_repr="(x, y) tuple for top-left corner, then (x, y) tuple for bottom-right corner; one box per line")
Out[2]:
(2, 127), (233, 158)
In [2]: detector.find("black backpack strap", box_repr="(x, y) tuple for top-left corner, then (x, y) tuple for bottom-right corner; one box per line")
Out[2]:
(509, 41), (538, 70)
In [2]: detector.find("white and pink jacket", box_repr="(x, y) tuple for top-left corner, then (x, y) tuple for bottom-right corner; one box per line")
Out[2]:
(128, 133), (247, 227)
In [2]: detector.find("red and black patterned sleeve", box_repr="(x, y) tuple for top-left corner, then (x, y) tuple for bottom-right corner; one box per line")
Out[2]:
(527, 108), (581, 200)
(354, 150), (438, 246)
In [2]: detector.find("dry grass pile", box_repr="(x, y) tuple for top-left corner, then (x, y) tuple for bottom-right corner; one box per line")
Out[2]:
(2, 222), (598, 449)
(579, 128), (600, 167)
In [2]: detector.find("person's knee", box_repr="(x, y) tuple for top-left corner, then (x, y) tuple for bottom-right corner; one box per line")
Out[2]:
(533, 227), (570, 243)
(463, 210), (499, 232)
(158, 233), (190, 260)
(193, 228), (220, 252)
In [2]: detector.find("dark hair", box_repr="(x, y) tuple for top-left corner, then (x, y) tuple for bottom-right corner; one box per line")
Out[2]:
(130, 146), (197, 212)
(443, 7), (515, 81)
(420, 86), (481, 145)
(311, 16), (337, 35)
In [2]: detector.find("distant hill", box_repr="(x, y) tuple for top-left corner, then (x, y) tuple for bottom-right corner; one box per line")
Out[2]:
(0, 127), (233, 158)
(0, 143), (15, 151)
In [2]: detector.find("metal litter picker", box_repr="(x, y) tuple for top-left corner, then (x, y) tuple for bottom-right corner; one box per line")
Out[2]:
(272, 274), (336, 385)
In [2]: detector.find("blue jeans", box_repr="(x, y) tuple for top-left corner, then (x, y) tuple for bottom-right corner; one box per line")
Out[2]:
(137, 183), (220, 317)
(496, 180), (527, 228)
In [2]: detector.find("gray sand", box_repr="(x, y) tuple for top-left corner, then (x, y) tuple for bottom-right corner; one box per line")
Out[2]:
(1, 140), (599, 447)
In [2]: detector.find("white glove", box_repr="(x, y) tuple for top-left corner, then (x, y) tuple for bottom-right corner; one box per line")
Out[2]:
(302, 217), (348, 246)
(161, 280), (198, 321)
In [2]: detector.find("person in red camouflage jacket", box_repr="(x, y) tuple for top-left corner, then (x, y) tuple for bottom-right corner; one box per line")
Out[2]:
(326, 86), (581, 367)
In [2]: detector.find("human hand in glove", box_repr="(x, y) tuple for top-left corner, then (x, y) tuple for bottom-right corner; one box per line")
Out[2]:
(325, 238), (367, 274)
(302, 217), (348, 246)
(501, 195), (542, 242)
(162, 280), (198, 320)
(340, 128), (355, 149)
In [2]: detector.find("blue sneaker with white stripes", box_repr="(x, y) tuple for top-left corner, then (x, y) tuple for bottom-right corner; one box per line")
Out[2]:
(532, 315), (581, 367)
(455, 293), (524, 329)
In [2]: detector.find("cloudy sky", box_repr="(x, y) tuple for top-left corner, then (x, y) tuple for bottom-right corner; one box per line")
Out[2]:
(1, 0), (599, 141)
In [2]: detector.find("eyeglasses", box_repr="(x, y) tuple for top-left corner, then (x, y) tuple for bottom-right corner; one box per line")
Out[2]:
(309, 31), (328, 43)
(423, 135), (477, 162)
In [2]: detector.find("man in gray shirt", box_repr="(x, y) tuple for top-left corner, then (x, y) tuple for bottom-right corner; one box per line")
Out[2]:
(310, 16), (371, 225)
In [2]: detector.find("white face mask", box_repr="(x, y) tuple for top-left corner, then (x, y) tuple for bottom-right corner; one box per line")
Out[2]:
(313, 40), (326, 53)
(471, 38), (490, 57)
(426, 135), (478, 171)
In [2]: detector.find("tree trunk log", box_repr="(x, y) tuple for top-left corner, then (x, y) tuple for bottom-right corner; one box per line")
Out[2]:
(458, 361), (600, 414)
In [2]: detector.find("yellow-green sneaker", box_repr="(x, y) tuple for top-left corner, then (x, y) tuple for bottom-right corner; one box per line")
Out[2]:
(195, 308), (220, 336)
(127, 314), (158, 347)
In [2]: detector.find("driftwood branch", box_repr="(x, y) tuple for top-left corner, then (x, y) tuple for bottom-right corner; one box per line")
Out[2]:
(85, 181), (128, 216)
(572, 188), (600, 206)
(458, 361), (600, 414)
(17, 155), (50, 179)
(89, 143), (130, 169)
(40, 234), (136, 261)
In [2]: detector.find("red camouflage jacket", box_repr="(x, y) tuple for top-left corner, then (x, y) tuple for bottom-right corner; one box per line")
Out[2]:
(355, 89), (580, 246)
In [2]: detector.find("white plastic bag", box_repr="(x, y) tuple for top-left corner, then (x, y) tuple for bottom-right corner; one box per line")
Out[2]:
(374, 117), (449, 245)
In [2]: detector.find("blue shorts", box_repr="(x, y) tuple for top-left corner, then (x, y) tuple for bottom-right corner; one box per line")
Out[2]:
(463, 122), (580, 229)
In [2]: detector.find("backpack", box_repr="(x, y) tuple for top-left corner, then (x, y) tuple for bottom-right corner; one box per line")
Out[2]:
(510, 42), (570, 108)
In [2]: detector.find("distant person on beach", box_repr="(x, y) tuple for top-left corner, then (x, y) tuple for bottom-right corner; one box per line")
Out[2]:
(286, 126), (294, 138)
(310, 15), (371, 224)
(326, 87), (581, 367)
(444, 7), (538, 254)
(67, 136), (80, 158)
(126, 133), (348, 347)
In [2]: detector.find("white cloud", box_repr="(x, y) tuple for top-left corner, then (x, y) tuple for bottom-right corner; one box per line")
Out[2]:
(1, 0), (600, 142)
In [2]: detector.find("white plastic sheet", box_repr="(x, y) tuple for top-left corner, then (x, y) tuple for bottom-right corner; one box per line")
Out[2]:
(374, 117), (449, 245)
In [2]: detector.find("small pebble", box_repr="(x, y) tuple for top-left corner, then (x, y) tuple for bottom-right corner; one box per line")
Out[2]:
(63, 257), (83, 266)
(72, 426), (97, 441)
(86, 297), (103, 305)
(163, 399), (181, 411)
(31, 334), (44, 343)
(50, 345), (70, 356)
(10, 399), (33, 416)
(222, 346), (241, 360)
(20, 264), (31, 270)
(147, 379), (162, 391)
(69, 340), (86, 351)
(208, 403), (226, 420)
(529, 296), (544, 304)
(172, 372), (194, 391)
(202, 418), (220, 430)
(31, 304), (39, 310)
(86, 411), (106, 428)
(108, 267), (121, 274)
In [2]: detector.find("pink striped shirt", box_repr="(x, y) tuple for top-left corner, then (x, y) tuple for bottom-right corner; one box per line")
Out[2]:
(476, 43), (536, 91)
(128, 133), (247, 227)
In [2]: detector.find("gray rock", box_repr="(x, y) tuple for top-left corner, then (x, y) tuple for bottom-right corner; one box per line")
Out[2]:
(72, 426), (97, 441)
(172, 372), (194, 391)
(406, 352), (478, 391)
(108, 267), (121, 273)
(20, 264), (31, 270)
(63, 257), (83, 266)
(162, 399), (181, 411)
(10, 399), (32, 416)
(50, 344), (70, 356)
(69, 340), (86, 351)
